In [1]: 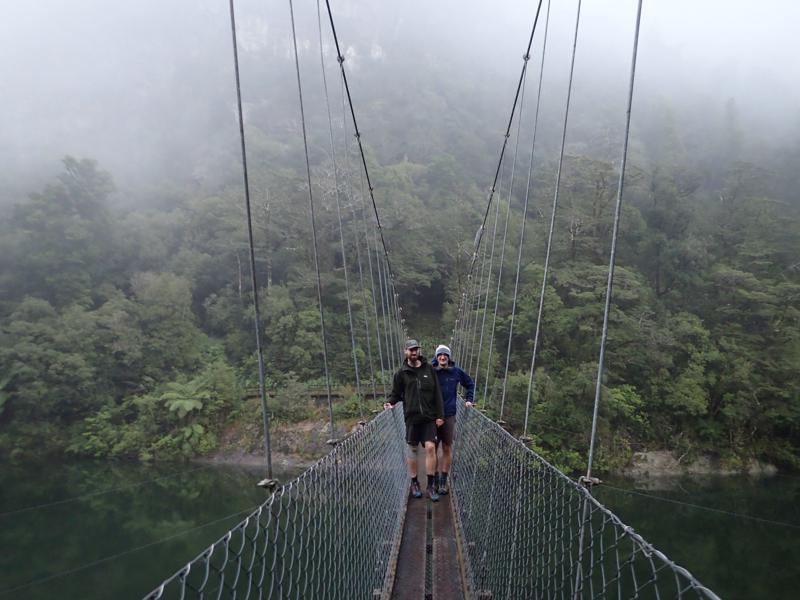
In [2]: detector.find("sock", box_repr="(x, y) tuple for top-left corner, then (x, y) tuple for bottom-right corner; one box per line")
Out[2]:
(441, 472), (448, 484)
(427, 474), (435, 488)
(435, 471), (440, 483)
(412, 476), (419, 485)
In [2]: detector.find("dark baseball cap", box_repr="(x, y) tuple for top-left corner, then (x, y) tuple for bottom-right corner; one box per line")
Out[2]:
(404, 339), (420, 350)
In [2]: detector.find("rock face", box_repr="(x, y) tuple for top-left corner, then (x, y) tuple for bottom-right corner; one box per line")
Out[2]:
(205, 419), (347, 472)
(625, 450), (778, 478)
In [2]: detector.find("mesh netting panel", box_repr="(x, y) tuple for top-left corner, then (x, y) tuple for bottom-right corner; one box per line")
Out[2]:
(451, 408), (721, 600)
(145, 409), (407, 600)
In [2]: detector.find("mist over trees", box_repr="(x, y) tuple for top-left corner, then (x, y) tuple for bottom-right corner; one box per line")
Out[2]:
(0, 0), (798, 471)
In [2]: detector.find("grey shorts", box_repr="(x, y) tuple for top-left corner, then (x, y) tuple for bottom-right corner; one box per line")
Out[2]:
(437, 415), (456, 446)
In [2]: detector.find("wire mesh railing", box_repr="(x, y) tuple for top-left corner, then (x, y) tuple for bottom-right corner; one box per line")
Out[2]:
(145, 408), (407, 600)
(450, 407), (721, 600)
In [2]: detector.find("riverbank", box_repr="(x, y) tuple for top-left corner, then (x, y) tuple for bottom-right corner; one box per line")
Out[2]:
(623, 450), (778, 479)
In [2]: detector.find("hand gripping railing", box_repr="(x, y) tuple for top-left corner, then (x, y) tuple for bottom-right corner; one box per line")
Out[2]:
(450, 408), (721, 600)
(145, 409), (407, 600)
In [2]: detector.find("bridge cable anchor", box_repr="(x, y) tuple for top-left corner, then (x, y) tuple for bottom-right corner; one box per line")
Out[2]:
(578, 475), (603, 488)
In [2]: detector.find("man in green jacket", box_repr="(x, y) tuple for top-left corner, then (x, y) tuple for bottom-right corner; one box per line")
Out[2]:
(384, 339), (445, 501)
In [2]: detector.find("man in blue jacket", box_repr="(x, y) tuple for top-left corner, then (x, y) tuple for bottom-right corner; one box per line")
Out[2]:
(431, 344), (475, 495)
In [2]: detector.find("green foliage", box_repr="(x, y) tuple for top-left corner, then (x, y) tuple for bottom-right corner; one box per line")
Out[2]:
(0, 77), (798, 473)
(76, 350), (237, 460)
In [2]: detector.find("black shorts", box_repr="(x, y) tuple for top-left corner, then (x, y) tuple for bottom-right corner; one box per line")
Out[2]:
(437, 415), (456, 446)
(406, 420), (437, 446)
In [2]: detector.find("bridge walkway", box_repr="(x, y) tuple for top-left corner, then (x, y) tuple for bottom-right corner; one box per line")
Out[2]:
(391, 452), (466, 600)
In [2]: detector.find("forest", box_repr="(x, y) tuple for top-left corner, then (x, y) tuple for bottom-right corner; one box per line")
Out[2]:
(1, 1), (798, 474)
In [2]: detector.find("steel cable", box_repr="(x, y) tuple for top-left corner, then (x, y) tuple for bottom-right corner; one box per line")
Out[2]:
(146, 410), (409, 599)
(499, 0), (552, 420)
(288, 0), (336, 438)
(483, 70), (527, 412)
(450, 406), (721, 599)
(227, 0), (273, 479)
(523, 0), (583, 438)
(474, 165), (504, 404)
(586, 0), (643, 480)
(315, 0), (363, 418)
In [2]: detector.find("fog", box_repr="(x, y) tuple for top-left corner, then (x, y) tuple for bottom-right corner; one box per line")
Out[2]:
(1, 0), (798, 199)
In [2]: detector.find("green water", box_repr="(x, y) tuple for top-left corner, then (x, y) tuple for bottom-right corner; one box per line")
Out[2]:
(0, 460), (300, 599)
(595, 475), (800, 600)
(1, 462), (798, 599)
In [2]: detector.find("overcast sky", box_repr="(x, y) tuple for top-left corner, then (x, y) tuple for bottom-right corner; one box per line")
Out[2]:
(1, 0), (798, 193)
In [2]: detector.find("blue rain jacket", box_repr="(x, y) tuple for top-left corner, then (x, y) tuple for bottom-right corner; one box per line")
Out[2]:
(431, 358), (475, 417)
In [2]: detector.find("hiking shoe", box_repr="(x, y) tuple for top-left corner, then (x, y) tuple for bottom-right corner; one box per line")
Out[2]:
(438, 481), (449, 495)
(410, 481), (423, 498)
(426, 487), (440, 502)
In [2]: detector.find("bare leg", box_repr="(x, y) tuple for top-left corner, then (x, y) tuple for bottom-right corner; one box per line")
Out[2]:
(424, 441), (437, 476)
(441, 442), (453, 474)
(407, 446), (418, 478)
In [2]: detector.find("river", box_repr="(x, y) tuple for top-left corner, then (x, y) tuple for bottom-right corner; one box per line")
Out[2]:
(1, 461), (797, 599)
(595, 474), (800, 599)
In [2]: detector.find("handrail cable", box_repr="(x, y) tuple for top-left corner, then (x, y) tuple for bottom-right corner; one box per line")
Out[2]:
(523, 0), (583, 437)
(288, 0), (336, 438)
(315, 0), (363, 418)
(483, 62), (530, 412)
(499, 0), (552, 419)
(227, 0), (273, 479)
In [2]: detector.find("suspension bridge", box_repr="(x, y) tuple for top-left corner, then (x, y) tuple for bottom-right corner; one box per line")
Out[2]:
(145, 0), (722, 598)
